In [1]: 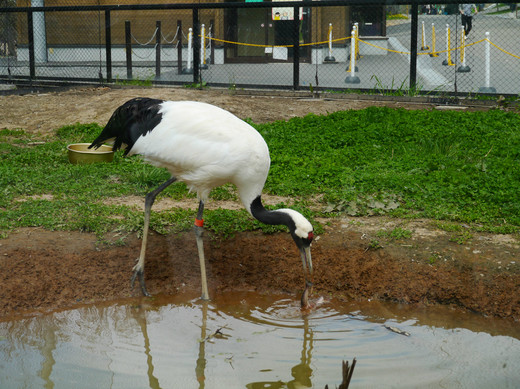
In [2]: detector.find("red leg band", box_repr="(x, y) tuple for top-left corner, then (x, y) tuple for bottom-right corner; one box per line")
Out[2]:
(194, 218), (204, 227)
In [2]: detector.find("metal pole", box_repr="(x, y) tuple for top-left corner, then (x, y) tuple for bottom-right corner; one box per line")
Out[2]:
(293, 6), (300, 90)
(177, 20), (182, 75)
(105, 9), (112, 83)
(210, 19), (215, 64)
(409, 3), (418, 91)
(27, 11), (35, 79)
(484, 32), (490, 87)
(125, 21), (132, 79)
(192, 8), (200, 85)
(156, 21), (161, 78)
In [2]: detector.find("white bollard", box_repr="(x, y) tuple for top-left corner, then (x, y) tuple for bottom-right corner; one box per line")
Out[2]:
(324, 23), (336, 62)
(183, 27), (193, 74)
(457, 29), (470, 72)
(478, 32), (496, 93)
(421, 21), (429, 50)
(345, 27), (360, 84)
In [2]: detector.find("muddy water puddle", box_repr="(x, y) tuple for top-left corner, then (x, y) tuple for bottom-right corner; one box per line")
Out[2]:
(1, 292), (519, 388)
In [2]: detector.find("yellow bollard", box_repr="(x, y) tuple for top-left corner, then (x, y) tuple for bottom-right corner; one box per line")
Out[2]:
(429, 23), (438, 57)
(442, 24), (455, 66)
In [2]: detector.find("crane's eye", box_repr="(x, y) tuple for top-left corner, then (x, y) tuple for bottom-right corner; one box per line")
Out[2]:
(307, 232), (314, 242)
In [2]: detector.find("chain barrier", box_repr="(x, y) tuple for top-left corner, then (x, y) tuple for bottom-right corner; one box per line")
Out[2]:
(205, 31), (519, 60)
(130, 27), (158, 46)
(161, 25), (180, 45)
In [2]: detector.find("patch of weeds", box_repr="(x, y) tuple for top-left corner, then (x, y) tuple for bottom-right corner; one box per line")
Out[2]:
(367, 239), (383, 250)
(184, 81), (208, 89)
(449, 230), (473, 245)
(377, 227), (412, 241)
(114, 75), (153, 87)
(325, 193), (401, 216)
(370, 75), (428, 97)
(434, 221), (464, 232)
(428, 256), (436, 265)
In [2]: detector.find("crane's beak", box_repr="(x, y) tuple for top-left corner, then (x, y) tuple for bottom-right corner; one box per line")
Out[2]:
(300, 245), (313, 281)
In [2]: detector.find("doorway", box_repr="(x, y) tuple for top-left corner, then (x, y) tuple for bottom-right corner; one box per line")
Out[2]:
(224, 2), (310, 63)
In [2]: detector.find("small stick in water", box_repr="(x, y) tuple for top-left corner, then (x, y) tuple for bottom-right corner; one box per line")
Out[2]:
(300, 280), (313, 308)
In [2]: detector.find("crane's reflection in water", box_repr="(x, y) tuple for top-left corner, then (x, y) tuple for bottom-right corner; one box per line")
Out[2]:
(246, 316), (314, 389)
(1, 291), (519, 388)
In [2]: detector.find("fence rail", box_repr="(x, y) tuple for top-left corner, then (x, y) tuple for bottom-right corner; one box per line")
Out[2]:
(1, 1), (519, 95)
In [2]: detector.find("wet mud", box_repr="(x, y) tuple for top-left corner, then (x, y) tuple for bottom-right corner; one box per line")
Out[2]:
(1, 220), (519, 322)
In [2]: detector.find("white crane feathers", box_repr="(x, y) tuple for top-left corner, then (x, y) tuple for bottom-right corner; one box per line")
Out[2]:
(126, 101), (271, 206)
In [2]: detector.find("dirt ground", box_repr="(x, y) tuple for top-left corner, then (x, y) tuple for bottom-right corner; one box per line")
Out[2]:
(0, 86), (518, 323)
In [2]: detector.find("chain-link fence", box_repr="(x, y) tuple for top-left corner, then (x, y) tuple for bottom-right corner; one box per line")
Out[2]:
(1, 1), (519, 95)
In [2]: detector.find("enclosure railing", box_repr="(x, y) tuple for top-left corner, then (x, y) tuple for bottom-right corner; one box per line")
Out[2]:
(1, 1), (519, 95)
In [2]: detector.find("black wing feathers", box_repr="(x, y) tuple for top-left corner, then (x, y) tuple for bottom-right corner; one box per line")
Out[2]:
(89, 97), (164, 155)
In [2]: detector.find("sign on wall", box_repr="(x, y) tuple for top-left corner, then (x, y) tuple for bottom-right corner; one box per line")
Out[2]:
(272, 0), (303, 20)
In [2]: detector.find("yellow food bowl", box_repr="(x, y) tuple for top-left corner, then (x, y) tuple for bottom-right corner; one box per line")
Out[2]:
(67, 143), (114, 164)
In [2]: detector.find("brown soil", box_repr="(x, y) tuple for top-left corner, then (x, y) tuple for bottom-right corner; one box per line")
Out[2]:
(0, 86), (518, 322)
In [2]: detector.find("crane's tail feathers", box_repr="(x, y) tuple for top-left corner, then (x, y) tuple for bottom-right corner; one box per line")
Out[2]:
(89, 97), (165, 156)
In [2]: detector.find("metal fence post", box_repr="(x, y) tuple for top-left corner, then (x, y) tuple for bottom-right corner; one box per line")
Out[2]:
(156, 21), (161, 78)
(27, 11), (35, 79)
(210, 19), (215, 64)
(293, 6), (300, 90)
(192, 8), (200, 85)
(105, 9), (112, 83)
(125, 21), (132, 79)
(409, 3), (418, 91)
(177, 20), (182, 75)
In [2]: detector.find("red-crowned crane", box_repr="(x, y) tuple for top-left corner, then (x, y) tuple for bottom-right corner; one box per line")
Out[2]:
(89, 97), (314, 300)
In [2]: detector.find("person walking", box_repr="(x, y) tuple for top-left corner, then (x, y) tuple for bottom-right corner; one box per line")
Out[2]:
(460, 4), (478, 37)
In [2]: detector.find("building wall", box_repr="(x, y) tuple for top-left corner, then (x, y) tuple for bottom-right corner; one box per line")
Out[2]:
(16, 0), (221, 45)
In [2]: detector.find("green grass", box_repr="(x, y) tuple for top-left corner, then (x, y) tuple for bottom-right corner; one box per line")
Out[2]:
(255, 108), (520, 232)
(1, 106), (520, 239)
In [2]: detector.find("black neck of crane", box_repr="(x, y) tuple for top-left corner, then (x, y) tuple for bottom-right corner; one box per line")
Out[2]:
(250, 196), (295, 232)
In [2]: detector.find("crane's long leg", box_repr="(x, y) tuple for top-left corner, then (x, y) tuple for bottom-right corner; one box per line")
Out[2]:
(194, 200), (210, 300)
(131, 176), (177, 296)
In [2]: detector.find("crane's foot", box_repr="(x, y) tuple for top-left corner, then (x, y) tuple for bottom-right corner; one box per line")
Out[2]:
(131, 267), (151, 297)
